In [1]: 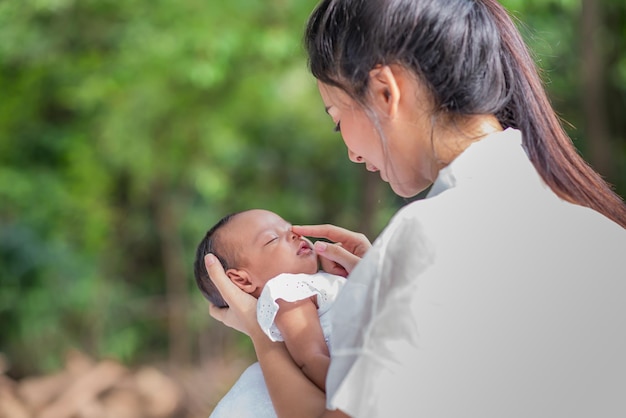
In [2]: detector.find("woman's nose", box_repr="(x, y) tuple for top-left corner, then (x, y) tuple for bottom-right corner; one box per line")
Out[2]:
(348, 149), (364, 163)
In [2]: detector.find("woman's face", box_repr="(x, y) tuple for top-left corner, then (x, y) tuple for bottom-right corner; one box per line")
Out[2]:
(317, 74), (440, 198)
(318, 83), (387, 176)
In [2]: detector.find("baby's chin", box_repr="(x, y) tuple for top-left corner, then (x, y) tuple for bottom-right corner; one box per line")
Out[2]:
(280, 258), (318, 276)
(300, 256), (320, 275)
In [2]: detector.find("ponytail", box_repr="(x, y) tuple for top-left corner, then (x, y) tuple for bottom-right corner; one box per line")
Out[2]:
(482, 0), (626, 227)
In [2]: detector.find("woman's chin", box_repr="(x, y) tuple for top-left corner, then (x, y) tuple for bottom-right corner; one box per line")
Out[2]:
(390, 181), (425, 198)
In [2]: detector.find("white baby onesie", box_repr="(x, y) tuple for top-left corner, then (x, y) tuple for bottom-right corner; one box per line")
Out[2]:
(257, 271), (346, 347)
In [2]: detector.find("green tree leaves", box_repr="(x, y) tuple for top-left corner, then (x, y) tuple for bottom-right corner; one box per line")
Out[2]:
(1, 0), (624, 375)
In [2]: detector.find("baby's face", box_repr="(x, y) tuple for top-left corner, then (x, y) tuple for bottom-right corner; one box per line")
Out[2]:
(225, 209), (318, 291)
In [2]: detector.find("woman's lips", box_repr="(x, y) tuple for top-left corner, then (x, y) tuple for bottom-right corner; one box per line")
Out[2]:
(366, 164), (387, 182)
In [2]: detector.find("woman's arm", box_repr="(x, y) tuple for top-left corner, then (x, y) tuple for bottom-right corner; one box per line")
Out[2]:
(252, 333), (349, 418)
(250, 327), (328, 417)
(274, 297), (330, 391)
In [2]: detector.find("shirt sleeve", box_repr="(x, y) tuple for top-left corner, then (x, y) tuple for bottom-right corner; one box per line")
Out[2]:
(327, 213), (436, 417)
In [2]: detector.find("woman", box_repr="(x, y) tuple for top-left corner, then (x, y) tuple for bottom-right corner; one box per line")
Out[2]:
(207, 0), (626, 417)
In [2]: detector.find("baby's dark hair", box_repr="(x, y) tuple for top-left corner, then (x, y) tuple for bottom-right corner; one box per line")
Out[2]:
(194, 212), (242, 308)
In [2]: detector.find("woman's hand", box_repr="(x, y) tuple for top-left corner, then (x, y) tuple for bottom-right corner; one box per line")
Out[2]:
(204, 254), (260, 337)
(292, 224), (371, 277)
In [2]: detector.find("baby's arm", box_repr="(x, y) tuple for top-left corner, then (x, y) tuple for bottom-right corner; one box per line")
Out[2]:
(274, 296), (329, 392)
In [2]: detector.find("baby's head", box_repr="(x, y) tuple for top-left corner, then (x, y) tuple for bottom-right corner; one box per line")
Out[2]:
(194, 209), (318, 307)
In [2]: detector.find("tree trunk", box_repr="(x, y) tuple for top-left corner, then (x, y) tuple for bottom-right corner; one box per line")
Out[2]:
(581, 0), (614, 178)
(154, 190), (191, 367)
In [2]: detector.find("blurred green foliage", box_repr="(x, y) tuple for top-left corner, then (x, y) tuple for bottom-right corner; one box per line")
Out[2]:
(1, 0), (624, 377)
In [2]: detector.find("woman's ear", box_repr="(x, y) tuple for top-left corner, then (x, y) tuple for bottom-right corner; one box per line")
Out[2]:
(368, 65), (401, 119)
(226, 269), (257, 294)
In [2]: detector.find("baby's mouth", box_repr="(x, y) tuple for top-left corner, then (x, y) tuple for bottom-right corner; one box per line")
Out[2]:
(297, 241), (313, 256)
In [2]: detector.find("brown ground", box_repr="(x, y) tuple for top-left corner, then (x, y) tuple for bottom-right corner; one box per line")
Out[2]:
(0, 351), (250, 418)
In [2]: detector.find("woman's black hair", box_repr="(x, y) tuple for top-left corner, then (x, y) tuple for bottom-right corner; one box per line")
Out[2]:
(194, 212), (242, 308)
(306, 0), (626, 227)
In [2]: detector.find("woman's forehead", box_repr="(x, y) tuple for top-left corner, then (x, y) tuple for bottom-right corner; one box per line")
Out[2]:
(318, 82), (349, 106)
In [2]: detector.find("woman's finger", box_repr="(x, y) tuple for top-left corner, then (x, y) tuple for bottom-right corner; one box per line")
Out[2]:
(293, 224), (371, 257)
(314, 241), (362, 274)
(293, 224), (359, 244)
(204, 254), (240, 300)
(205, 253), (258, 336)
(318, 256), (349, 278)
(293, 224), (349, 241)
(209, 303), (250, 335)
(209, 303), (227, 323)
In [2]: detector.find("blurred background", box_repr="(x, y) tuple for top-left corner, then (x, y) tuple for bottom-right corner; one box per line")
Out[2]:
(0, 0), (624, 417)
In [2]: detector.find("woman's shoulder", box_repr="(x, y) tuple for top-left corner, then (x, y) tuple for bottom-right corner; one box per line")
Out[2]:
(365, 199), (444, 277)
(382, 193), (459, 240)
(381, 183), (625, 264)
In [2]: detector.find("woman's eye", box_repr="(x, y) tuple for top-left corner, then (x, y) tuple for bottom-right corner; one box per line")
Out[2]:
(334, 121), (341, 133)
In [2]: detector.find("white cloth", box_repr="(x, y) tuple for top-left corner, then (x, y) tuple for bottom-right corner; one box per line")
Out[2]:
(210, 272), (345, 418)
(326, 129), (626, 418)
(209, 362), (275, 418)
(257, 272), (346, 345)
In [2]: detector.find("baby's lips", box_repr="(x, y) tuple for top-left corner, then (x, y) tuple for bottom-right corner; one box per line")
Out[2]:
(297, 241), (313, 255)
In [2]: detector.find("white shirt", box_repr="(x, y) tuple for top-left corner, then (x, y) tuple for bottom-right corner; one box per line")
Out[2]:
(326, 129), (626, 418)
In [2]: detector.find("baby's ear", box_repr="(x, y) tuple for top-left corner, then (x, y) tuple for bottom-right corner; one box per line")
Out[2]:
(226, 269), (256, 294)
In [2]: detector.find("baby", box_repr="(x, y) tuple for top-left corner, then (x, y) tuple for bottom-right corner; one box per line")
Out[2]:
(194, 209), (346, 391)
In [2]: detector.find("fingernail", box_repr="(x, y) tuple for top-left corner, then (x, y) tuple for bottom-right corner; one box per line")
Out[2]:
(205, 253), (216, 265)
(314, 241), (327, 252)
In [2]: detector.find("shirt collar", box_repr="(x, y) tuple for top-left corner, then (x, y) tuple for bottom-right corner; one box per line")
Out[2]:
(427, 128), (544, 198)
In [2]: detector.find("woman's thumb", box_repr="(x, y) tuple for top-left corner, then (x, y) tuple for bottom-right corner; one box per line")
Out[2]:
(205, 254), (237, 297)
